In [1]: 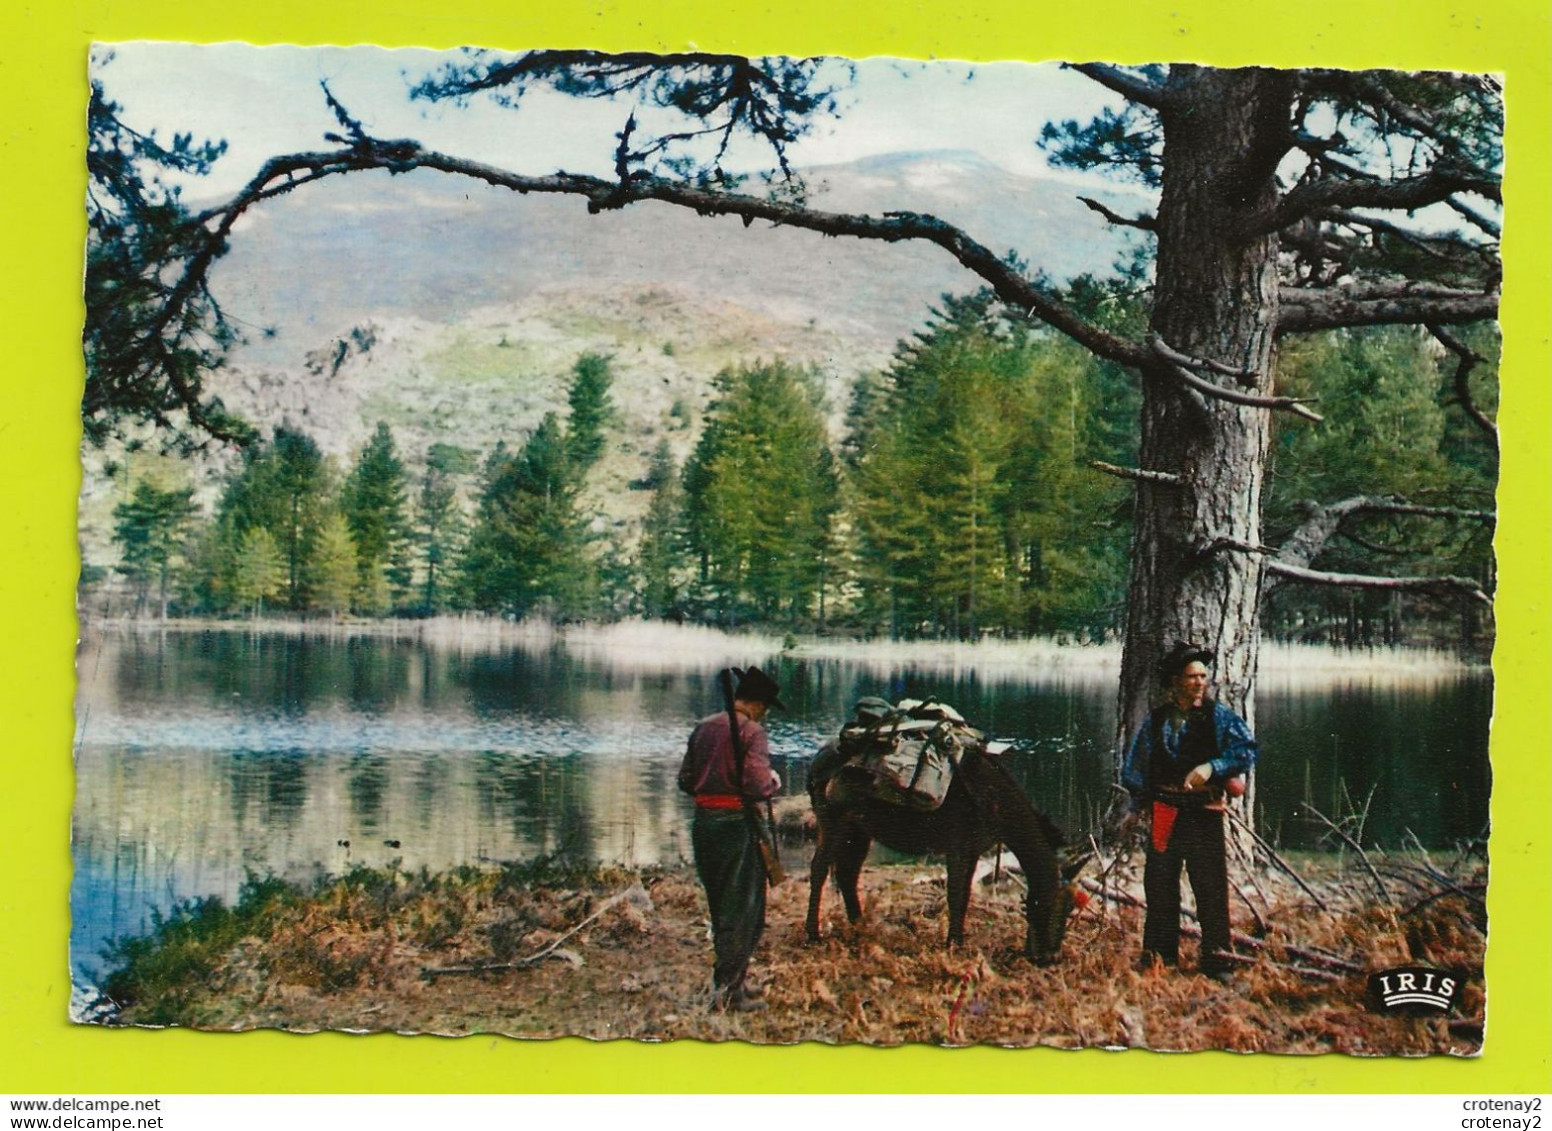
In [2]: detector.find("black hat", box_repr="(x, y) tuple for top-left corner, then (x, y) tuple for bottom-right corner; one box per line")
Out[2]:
(733, 665), (787, 710)
(1157, 641), (1215, 682)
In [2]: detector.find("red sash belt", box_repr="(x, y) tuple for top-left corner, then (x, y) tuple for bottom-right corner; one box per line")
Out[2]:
(1152, 794), (1229, 851)
(1151, 802), (1178, 853)
(695, 794), (745, 810)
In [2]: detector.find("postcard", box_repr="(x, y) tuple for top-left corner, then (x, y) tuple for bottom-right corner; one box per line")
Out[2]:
(72, 41), (1499, 1055)
(4, 0), (1548, 1099)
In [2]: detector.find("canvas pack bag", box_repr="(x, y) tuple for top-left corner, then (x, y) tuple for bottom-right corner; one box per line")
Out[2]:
(828, 697), (985, 811)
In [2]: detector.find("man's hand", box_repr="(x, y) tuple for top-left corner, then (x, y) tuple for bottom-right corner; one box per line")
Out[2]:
(1184, 762), (1214, 790)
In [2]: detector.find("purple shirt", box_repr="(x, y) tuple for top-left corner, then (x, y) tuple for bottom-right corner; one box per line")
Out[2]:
(678, 711), (779, 799)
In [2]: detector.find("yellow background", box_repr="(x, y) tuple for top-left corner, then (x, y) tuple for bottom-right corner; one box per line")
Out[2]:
(2, 0), (1547, 1095)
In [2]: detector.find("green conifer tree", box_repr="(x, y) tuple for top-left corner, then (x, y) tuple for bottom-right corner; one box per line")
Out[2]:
(111, 478), (199, 617)
(208, 426), (332, 612)
(681, 360), (839, 625)
(416, 442), (474, 615)
(460, 417), (594, 618)
(342, 422), (412, 612)
(232, 527), (287, 616)
(1264, 326), (1497, 646)
(564, 352), (617, 477)
(313, 511), (360, 618)
(848, 294), (1134, 639)
(636, 440), (688, 619)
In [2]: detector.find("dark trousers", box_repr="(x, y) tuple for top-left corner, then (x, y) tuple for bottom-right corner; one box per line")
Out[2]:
(691, 810), (766, 993)
(1143, 806), (1232, 971)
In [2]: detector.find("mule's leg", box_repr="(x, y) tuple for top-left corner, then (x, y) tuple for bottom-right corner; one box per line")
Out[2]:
(945, 850), (975, 948)
(833, 829), (871, 923)
(806, 826), (834, 943)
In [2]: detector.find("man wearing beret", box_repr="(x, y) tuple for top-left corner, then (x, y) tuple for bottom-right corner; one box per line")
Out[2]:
(678, 665), (785, 1013)
(1122, 642), (1257, 983)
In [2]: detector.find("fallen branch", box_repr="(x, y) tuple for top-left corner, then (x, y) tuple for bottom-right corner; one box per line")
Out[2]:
(1450, 1019), (1485, 1043)
(423, 883), (650, 979)
(1299, 803), (1389, 902)
(1224, 810), (1330, 912)
(1217, 950), (1343, 982)
(1078, 880), (1362, 978)
(1228, 831), (1277, 923)
(1400, 884), (1488, 922)
(1231, 876), (1270, 936)
(1380, 866), (1488, 922)
(424, 948), (583, 978)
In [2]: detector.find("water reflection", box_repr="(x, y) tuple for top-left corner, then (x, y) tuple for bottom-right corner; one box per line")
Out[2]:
(71, 626), (1491, 984)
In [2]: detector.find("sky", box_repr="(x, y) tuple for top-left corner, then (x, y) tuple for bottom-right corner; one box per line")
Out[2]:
(92, 42), (1127, 198)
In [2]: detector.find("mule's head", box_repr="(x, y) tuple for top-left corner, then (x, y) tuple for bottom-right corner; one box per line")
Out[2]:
(1023, 852), (1090, 965)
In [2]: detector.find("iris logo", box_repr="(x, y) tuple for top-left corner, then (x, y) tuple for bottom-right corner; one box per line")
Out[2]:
(1368, 966), (1465, 1013)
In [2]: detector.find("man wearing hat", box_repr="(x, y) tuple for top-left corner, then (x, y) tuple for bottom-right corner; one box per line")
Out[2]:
(677, 666), (785, 1012)
(1122, 642), (1258, 983)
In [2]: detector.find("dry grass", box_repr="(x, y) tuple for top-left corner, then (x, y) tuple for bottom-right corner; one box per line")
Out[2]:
(93, 848), (1484, 1055)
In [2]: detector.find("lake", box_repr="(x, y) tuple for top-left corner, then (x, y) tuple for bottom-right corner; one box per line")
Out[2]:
(70, 623), (1491, 987)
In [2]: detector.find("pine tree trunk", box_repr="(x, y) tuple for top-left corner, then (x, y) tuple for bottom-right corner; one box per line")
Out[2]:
(1117, 69), (1289, 785)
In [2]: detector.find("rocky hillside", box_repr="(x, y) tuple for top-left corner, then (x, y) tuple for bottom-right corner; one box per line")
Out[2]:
(209, 150), (1143, 373)
(77, 281), (889, 563)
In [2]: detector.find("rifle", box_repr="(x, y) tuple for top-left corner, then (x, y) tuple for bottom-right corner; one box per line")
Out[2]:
(719, 668), (785, 886)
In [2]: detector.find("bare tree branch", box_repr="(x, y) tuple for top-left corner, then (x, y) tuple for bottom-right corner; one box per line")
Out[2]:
(1278, 499), (1378, 569)
(1277, 284), (1498, 334)
(1147, 333), (1258, 386)
(1267, 166), (1502, 235)
(1192, 537), (1278, 563)
(1222, 810), (1330, 911)
(1339, 529), (1413, 557)
(1308, 72), (1493, 166)
(1264, 560), (1491, 605)
(1273, 495), (1494, 577)
(1314, 207), (1500, 273)
(1159, 357), (1324, 422)
(1446, 196), (1502, 238)
(1069, 63), (1170, 111)
(408, 51), (847, 183)
(1280, 219), (1356, 283)
(1299, 802), (1389, 903)
(153, 142), (1158, 404)
(1288, 133), (1374, 181)
(1356, 500), (1493, 521)
(1078, 195), (1157, 231)
(1429, 324), (1499, 449)
(1089, 461), (1182, 487)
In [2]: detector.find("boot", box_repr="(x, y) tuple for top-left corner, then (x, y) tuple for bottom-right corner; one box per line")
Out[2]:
(710, 983), (768, 1014)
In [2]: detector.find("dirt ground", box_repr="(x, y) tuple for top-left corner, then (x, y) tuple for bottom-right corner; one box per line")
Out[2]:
(97, 841), (1486, 1054)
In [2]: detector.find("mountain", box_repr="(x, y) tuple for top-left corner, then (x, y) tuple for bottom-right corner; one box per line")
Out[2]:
(209, 150), (1144, 372)
(80, 152), (1144, 565)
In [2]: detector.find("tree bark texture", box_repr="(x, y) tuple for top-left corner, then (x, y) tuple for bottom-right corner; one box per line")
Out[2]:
(1118, 68), (1287, 757)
